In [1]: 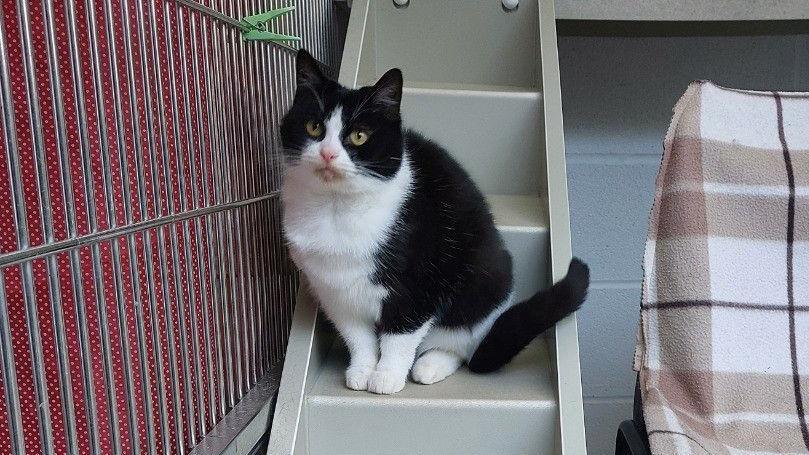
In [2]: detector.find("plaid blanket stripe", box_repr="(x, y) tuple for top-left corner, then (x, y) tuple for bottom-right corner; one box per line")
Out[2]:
(635, 81), (809, 454)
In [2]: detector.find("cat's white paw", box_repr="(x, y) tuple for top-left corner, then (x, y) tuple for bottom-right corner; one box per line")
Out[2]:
(411, 350), (461, 385)
(345, 364), (375, 391)
(367, 369), (406, 394)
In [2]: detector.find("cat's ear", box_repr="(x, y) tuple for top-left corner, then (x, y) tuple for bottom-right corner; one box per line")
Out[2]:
(296, 48), (325, 87)
(371, 68), (403, 118)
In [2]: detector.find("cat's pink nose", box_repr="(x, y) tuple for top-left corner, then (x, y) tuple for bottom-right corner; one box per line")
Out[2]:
(319, 147), (337, 163)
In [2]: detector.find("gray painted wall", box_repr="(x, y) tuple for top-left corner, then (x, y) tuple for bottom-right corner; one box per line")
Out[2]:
(558, 30), (809, 454)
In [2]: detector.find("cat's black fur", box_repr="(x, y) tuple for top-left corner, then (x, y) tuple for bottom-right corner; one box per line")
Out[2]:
(372, 130), (514, 333)
(281, 50), (589, 373)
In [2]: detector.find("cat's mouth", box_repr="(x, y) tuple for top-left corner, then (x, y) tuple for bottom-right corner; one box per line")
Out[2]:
(314, 166), (343, 182)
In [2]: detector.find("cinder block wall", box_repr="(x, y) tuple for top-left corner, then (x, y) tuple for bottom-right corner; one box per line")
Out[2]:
(558, 27), (809, 454)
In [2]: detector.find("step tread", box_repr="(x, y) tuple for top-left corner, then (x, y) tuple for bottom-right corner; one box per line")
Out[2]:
(487, 194), (548, 232)
(308, 338), (556, 406)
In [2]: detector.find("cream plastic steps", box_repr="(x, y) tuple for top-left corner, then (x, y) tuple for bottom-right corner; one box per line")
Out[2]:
(300, 195), (550, 455)
(269, 1), (586, 453)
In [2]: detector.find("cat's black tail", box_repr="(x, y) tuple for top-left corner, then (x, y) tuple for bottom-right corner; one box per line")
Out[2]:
(468, 258), (590, 374)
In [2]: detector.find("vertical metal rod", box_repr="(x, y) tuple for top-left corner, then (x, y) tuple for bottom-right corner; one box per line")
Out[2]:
(273, 43), (286, 363)
(200, 213), (225, 422)
(198, 0), (238, 411)
(269, 47), (284, 364)
(274, 23), (291, 363)
(208, 11), (235, 412)
(247, 0), (264, 379)
(188, 8), (219, 426)
(99, 0), (141, 450)
(154, 227), (186, 454)
(0, 272), (24, 454)
(256, 25), (275, 375)
(283, 49), (295, 350)
(256, 203), (276, 373)
(141, 228), (171, 455)
(218, 3), (244, 401)
(249, 32), (267, 373)
(41, 2), (80, 452)
(14, 0), (56, 450)
(175, 4), (207, 438)
(146, 0), (186, 450)
(227, 213), (245, 398)
(251, 203), (266, 376)
(227, 0), (250, 397)
(118, 0), (158, 451)
(63, 1), (102, 450)
(0, 8), (27, 453)
(275, 201), (288, 362)
(85, 0), (134, 449)
(320, 0), (326, 65)
(218, 209), (237, 408)
(130, 267), (155, 454)
(258, 12), (272, 370)
(162, 2), (200, 445)
(107, 235), (143, 455)
(300, 0), (309, 58)
(332, 0), (339, 69)
(132, 1), (172, 452)
(244, 10), (260, 383)
(166, 113), (196, 452)
(22, 256), (59, 455)
(239, 212), (255, 393)
(200, 13), (229, 419)
(241, 20), (259, 388)
(252, 27), (267, 382)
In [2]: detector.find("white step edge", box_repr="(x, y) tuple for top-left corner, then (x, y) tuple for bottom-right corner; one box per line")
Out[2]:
(538, 0), (588, 453)
(266, 286), (324, 455)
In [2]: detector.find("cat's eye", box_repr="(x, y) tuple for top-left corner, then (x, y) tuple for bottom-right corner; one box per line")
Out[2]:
(305, 120), (323, 137)
(348, 130), (369, 146)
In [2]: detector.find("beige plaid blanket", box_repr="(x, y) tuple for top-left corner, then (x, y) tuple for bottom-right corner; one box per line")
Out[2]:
(635, 81), (809, 454)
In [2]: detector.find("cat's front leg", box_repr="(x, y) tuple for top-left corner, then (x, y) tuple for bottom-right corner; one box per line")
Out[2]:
(331, 317), (379, 391)
(367, 319), (433, 395)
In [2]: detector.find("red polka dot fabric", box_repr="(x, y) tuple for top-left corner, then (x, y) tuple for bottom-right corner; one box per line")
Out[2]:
(0, 1), (339, 453)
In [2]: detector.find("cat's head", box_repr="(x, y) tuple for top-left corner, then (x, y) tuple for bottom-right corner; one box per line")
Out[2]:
(280, 49), (404, 192)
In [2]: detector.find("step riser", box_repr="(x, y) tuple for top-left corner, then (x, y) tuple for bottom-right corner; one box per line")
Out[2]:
(306, 399), (556, 455)
(502, 228), (549, 301)
(401, 87), (544, 196)
(367, 0), (540, 87)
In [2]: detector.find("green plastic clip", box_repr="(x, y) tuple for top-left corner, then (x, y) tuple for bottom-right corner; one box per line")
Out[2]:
(241, 6), (301, 42)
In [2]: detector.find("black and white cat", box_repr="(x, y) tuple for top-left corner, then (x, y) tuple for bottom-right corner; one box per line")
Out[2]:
(280, 50), (589, 395)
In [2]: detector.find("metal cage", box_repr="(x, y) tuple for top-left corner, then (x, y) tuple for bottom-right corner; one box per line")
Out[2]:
(0, 1), (342, 453)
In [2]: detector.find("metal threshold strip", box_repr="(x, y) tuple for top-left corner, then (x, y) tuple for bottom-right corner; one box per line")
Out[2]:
(0, 192), (279, 268)
(173, 0), (335, 72)
(189, 362), (284, 455)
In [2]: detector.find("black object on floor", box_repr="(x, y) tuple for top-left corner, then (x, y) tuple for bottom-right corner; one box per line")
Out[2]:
(615, 377), (651, 455)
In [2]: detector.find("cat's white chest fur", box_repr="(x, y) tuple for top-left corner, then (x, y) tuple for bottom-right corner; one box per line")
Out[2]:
(281, 157), (412, 323)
